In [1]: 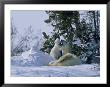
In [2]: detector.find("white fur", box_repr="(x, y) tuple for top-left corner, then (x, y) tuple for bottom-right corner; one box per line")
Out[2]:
(50, 38), (62, 59)
(49, 53), (81, 66)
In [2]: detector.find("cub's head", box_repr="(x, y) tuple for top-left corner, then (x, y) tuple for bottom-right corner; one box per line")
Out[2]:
(54, 38), (60, 45)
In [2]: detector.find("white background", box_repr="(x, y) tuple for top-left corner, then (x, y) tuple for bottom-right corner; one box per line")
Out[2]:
(5, 4), (107, 84)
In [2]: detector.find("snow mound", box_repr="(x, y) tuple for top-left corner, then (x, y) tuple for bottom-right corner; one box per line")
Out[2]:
(11, 49), (100, 77)
(11, 64), (100, 77)
(11, 50), (55, 66)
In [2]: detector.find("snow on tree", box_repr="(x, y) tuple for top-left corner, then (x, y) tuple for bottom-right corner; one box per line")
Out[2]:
(11, 23), (39, 56)
(41, 11), (100, 64)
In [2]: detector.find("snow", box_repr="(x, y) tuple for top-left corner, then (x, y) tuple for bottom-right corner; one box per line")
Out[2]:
(11, 49), (100, 77)
(11, 50), (55, 66)
(11, 64), (100, 77)
(10, 10), (100, 77)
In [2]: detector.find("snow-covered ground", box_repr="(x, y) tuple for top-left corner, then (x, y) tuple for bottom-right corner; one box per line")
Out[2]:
(11, 49), (100, 77)
(11, 64), (100, 77)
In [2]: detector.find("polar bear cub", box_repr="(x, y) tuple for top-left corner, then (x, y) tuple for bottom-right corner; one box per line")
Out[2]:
(50, 38), (62, 60)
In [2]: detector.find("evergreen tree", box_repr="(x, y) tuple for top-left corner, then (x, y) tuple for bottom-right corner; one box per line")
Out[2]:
(43, 11), (81, 54)
(41, 11), (100, 64)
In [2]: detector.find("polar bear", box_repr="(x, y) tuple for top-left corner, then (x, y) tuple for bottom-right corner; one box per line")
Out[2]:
(49, 53), (81, 66)
(50, 38), (62, 60)
(60, 40), (71, 55)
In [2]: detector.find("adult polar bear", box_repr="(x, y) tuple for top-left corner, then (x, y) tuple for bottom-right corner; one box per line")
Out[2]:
(49, 38), (81, 66)
(49, 53), (81, 66)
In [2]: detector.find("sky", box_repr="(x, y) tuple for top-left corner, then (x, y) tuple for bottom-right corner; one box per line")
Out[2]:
(11, 10), (53, 38)
(11, 10), (85, 47)
(11, 10), (90, 38)
(11, 10), (96, 48)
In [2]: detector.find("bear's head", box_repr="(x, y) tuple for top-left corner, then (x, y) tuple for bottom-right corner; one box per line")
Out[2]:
(54, 38), (60, 45)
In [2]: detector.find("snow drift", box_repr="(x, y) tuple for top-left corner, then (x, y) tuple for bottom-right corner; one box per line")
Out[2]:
(11, 49), (100, 77)
(11, 50), (55, 66)
(11, 64), (100, 77)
